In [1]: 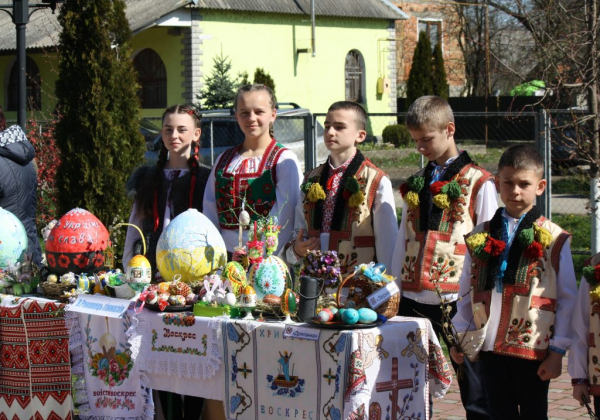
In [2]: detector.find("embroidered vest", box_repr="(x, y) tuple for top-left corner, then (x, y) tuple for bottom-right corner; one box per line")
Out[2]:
(466, 217), (570, 361)
(584, 253), (600, 394)
(303, 160), (385, 273)
(401, 163), (492, 293)
(215, 139), (286, 230)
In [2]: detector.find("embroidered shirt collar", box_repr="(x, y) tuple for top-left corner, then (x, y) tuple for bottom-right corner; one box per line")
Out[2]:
(328, 152), (356, 174)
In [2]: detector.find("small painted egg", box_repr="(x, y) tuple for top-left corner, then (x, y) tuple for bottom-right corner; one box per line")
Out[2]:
(317, 308), (334, 322)
(263, 294), (281, 306)
(225, 292), (237, 306)
(357, 308), (378, 324)
(47, 274), (58, 284)
(158, 282), (171, 294)
(329, 307), (338, 316)
(335, 308), (346, 321)
(377, 314), (388, 323)
(342, 308), (359, 325)
(186, 293), (198, 305)
(168, 295), (183, 306)
(146, 291), (158, 304)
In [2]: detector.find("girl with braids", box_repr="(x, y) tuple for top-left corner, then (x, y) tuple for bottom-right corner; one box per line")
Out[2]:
(124, 104), (209, 419)
(203, 84), (302, 256)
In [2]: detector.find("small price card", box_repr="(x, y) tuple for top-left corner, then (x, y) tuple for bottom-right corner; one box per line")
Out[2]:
(366, 281), (400, 309)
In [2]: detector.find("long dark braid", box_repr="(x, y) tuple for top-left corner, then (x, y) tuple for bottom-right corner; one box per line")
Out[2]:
(136, 104), (201, 230)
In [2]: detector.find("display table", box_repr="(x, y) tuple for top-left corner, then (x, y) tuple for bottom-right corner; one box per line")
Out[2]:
(0, 295), (73, 419)
(129, 309), (452, 420)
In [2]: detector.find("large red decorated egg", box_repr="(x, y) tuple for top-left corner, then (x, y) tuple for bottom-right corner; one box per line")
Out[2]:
(45, 208), (110, 275)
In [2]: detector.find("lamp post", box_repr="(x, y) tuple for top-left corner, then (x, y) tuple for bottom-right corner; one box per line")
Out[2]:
(0, 1), (64, 129)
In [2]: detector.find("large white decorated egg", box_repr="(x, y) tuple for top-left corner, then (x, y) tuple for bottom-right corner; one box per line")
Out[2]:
(156, 209), (227, 282)
(0, 207), (27, 269)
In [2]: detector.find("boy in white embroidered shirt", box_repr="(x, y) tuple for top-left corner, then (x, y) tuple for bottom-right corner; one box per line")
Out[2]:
(452, 145), (577, 419)
(393, 95), (496, 419)
(283, 101), (397, 274)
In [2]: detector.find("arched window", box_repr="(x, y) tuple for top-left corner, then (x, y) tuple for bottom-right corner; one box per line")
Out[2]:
(7, 56), (41, 111)
(134, 48), (167, 108)
(345, 50), (365, 103)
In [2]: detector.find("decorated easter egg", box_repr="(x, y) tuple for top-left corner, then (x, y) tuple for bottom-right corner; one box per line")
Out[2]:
(158, 282), (171, 294)
(317, 308), (334, 322)
(342, 308), (359, 325)
(222, 261), (247, 295)
(126, 255), (152, 291)
(335, 308), (346, 321)
(225, 292), (237, 306)
(240, 285), (257, 308)
(168, 295), (186, 306)
(156, 209), (227, 282)
(77, 274), (90, 292)
(262, 294), (281, 306)
(281, 289), (297, 315)
(248, 255), (290, 300)
(357, 308), (378, 324)
(45, 208), (109, 275)
(0, 207), (28, 269)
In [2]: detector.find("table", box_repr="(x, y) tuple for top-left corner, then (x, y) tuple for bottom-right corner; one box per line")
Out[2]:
(130, 309), (452, 420)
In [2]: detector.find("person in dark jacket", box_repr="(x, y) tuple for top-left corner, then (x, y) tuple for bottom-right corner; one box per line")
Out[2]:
(0, 104), (42, 266)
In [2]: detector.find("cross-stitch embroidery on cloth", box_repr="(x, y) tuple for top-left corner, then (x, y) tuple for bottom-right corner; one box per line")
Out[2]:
(0, 298), (72, 420)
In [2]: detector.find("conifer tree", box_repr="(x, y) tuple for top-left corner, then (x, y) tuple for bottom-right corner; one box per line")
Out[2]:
(199, 53), (238, 109)
(432, 42), (449, 100)
(253, 68), (276, 94)
(54, 0), (144, 242)
(406, 31), (433, 109)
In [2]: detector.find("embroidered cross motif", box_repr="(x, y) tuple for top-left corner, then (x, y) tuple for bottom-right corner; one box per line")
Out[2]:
(375, 357), (414, 420)
(323, 367), (336, 385)
(237, 362), (253, 379)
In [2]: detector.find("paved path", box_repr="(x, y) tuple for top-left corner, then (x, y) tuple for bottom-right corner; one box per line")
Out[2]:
(432, 357), (591, 419)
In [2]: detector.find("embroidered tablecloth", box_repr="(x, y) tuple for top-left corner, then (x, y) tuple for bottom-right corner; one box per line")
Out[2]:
(343, 316), (452, 420)
(0, 297), (73, 420)
(129, 308), (222, 380)
(221, 316), (451, 420)
(68, 311), (153, 420)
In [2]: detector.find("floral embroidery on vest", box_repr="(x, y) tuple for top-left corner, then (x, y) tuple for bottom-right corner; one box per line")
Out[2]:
(215, 139), (285, 230)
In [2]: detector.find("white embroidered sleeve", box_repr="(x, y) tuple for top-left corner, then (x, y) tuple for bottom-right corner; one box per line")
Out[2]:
(550, 240), (578, 352)
(568, 277), (590, 380)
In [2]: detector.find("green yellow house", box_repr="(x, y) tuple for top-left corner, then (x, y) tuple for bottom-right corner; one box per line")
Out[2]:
(0, 0), (406, 121)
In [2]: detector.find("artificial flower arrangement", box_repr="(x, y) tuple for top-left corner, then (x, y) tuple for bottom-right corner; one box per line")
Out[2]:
(300, 250), (342, 290)
(301, 176), (365, 208)
(466, 223), (552, 260)
(399, 175), (464, 210)
(583, 263), (600, 303)
(0, 258), (39, 296)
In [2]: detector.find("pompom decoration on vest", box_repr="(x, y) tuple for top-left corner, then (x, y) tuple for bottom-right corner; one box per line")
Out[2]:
(44, 208), (109, 275)
(156, 209), (227, 282)
(0, 207), (28, 269)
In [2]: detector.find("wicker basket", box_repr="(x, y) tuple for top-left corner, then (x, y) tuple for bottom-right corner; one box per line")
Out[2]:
(40, 282), (73, 300)
(336, 272), (400, 319)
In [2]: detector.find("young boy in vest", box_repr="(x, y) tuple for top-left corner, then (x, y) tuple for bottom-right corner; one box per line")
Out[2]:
(392, 96), (496, 419)
(452, 145), (577, 419)
(284, 101), (398, 273)
(569, 254), (600, 412)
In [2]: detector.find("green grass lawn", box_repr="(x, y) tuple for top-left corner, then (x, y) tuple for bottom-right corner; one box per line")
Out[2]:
(552, 213), (591, 281)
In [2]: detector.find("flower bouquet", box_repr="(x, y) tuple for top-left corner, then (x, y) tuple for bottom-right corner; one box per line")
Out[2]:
(300, 250), (342, 298)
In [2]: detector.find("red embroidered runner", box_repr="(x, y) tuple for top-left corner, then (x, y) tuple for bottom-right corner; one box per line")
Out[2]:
(0, 299), (72, 420)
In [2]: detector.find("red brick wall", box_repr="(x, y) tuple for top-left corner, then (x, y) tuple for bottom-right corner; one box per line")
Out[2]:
(394, 1), (466, 97)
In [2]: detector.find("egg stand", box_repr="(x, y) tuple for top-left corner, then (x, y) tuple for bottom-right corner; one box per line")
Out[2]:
(113, 223), (147, 303)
